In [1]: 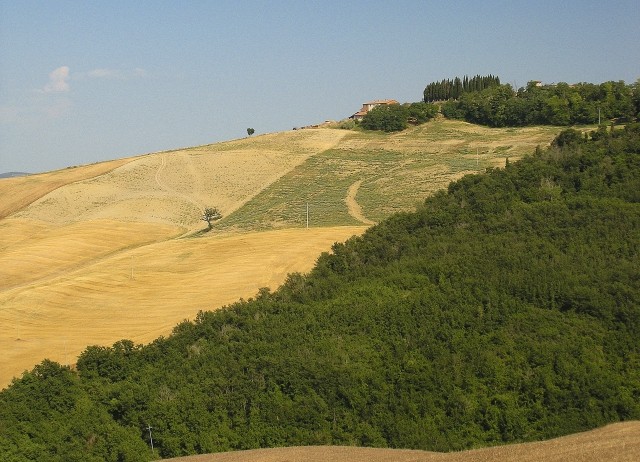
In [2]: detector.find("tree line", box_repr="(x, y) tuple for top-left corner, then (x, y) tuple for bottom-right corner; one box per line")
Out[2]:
(1, 124), (639, 460)
(423, 74), (501, 102)
(362, 77), (639, 133)
(441, 79), (639, 127)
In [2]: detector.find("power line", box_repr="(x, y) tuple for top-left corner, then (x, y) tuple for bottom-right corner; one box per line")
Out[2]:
(146, 424), (154, 454)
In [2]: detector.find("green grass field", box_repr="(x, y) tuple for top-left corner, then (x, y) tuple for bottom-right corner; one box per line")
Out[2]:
(219, 120), (563, 230)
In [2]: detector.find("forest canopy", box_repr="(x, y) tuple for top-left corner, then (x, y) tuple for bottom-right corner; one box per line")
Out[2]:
(363, 77), (639, 133)
(438, 78), (639, 127)
(1, 124), (639, 461)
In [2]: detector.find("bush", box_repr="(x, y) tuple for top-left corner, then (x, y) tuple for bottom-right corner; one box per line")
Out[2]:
(361, 104), (408, 132)
(361, 102), (437, 132)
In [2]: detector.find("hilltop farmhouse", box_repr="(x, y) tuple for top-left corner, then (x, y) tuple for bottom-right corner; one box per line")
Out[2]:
(350, 99), (399, 120)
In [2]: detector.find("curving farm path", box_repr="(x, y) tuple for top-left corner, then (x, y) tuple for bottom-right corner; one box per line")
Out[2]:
(345, 180), (375, 225)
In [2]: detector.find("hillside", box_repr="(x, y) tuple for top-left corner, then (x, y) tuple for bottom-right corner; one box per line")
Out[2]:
(1, 122), (638, 460)
(0, 172), (29, 180)
(0, 120), (559, 388)
(0, 129), (358, 387)
(165, 421), (640, 462)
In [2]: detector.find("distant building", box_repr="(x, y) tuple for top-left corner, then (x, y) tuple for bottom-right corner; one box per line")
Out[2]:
(350, 99), (399, 120)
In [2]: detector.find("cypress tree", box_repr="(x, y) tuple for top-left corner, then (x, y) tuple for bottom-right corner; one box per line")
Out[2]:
(453, 77), (462, 99)
(423, 74), (502, 102)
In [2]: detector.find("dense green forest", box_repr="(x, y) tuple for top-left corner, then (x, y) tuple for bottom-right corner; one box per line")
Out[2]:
(441, 79), (639, 127)
(1, 124), (639, 461)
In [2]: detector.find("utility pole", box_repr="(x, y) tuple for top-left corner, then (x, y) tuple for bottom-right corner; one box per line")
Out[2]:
(147, 424), (154, 454)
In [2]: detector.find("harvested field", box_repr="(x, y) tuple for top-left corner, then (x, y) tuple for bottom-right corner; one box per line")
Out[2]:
(0, 129), (355, 387)
(220, 120), (563, 228)
(10, 129), (349, 230)
(0, 157), (134, 219)
(164, 421), (640, 462)
(0, 225), (365, 387)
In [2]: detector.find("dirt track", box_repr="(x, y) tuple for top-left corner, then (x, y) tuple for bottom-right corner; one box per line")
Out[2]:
(345, 180), (375, 225)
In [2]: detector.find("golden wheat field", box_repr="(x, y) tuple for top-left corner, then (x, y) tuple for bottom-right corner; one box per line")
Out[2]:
(0, 129), (358, 387)
(164, 421), (640, 462)
(1, 122), (561, 388)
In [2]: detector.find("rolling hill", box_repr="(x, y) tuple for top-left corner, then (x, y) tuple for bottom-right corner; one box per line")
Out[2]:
(0, 172), (29, 180)
(0, 120), (561, 388)
(164, 421), (640, 462)
(1, 120), (639, 461)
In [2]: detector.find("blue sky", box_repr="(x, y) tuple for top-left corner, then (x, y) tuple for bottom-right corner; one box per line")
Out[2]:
(1, 1), (638, 174)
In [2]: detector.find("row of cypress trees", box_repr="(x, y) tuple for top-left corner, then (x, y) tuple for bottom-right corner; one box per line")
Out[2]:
(423, 74), (501, 102)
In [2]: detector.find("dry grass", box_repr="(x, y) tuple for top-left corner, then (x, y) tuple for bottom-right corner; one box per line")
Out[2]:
(0, 128), (355, 387)
(0, 158), (134, 219)
(0, 225), (365, 386)
(163, 421), (640, 462)
(0, 219), (180, 291)
(10, 129), (349, 230)
(220, 120), (562, 229)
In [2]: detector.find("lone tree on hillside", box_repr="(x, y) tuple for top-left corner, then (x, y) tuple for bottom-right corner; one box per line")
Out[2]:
(202, 207), (222, 230)
(247, 128), (255, 136)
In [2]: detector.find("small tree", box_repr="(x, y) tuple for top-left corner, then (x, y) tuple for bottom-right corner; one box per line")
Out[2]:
(247, 128), (255, 136)
(202, 207), (222, 230)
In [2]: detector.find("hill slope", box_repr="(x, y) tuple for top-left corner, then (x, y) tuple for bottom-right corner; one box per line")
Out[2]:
(0, 121), (560, 388)
(0, 129), (353, 387)
(166, 421), (640, 462)
(1, 123), (637, 460)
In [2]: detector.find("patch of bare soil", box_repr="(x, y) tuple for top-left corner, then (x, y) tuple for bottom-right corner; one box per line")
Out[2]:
(164, 421), (640, 462)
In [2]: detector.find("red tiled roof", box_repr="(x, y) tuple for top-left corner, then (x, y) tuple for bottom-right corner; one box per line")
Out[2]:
(364, 99), (398, 105)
